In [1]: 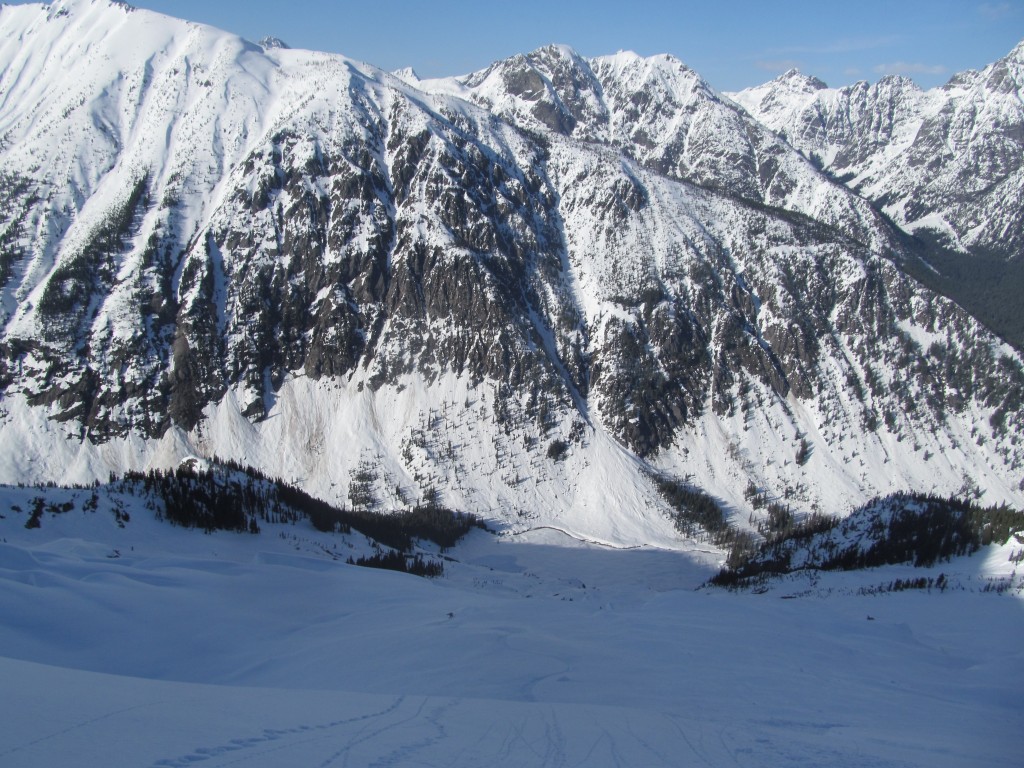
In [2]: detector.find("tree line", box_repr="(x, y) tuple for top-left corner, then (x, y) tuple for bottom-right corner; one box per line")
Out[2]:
(710, 492), (1024, 587)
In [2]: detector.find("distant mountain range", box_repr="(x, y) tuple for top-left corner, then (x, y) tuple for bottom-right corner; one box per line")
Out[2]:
(0, 0), (1022, 543)
(729, 45), (1024, 349)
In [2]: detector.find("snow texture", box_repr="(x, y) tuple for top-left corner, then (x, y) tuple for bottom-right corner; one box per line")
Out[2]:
(0, 486), (1021, 767)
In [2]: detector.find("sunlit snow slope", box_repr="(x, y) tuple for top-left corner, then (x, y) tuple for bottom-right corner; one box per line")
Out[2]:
(0, 487), (1021, 768)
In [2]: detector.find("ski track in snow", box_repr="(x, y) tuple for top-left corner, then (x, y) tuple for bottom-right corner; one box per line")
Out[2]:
(152, 696), (410, 768)
(3, 660), (948, 768)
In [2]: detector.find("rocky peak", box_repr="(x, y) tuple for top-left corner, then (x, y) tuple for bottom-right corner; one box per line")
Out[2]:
(392, 66), (420, 85)
(457, 44), (607, 138)
(258, 36), (289, 50)
(774, 68), (829, 93)
(983, 51), (1024, 95)
(731, 38), (1024, 348)
(527, 43), (588, 70)
(942, 68), (983, 91)
(591, 50), (712, 105)
(874, 73), (921, 93)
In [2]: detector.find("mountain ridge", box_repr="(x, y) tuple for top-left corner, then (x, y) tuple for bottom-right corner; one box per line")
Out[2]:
(729, 41), (1024, 347)
(0, 0), (1022, 545)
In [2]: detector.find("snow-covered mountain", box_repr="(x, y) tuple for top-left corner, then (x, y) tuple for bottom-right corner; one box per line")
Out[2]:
(729, 45), (1024, 258)
(421, 44), (891, 250)
(729, 44), (1024, 347)
(1, 0), (1023, 545)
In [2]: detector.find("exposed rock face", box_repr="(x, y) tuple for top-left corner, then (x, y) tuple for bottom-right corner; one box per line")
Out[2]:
(0, 1), (1022, 519)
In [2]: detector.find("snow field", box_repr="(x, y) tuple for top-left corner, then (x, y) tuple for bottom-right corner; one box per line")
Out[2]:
(1, 496), (1022, 767)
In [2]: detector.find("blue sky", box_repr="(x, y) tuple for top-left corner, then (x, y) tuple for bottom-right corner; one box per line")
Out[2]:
(11, 0), (1024, 90)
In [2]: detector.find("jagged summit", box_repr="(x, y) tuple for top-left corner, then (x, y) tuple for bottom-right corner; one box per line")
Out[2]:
(392, 65), (420, 84)
(874, 73), (921, 89)
(731, 37), (1024, 235)
(258, 36), (289, 50)
(532, 42), (588, 64)
(774, 68), (829, 91)
(730, 37), (1024, 347)
(439, 44), (872, 227)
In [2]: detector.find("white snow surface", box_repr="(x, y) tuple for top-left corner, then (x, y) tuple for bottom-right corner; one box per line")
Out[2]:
(1, 488), (1022, 768)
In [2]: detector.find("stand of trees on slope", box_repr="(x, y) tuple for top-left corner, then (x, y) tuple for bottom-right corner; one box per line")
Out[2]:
(109, 460), (484, 576)
(709, 492), (1024, 587)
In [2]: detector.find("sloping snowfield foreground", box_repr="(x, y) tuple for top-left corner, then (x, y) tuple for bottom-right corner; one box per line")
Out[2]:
(1, 507), (1022, 767)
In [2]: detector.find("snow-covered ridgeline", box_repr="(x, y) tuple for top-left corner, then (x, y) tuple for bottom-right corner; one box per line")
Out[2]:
(727, 43), (1024, 258)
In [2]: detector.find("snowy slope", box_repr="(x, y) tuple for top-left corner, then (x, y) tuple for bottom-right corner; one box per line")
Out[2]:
(0, 0), (1022, 548)
(1, 10), (1023, 762)
(0, 485), (1022, 767)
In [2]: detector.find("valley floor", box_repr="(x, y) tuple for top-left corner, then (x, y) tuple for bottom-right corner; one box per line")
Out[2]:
(1, 514), (1022, 767)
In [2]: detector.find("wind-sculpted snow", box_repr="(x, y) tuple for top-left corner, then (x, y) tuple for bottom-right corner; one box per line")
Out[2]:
(0, 0), (1023, 540)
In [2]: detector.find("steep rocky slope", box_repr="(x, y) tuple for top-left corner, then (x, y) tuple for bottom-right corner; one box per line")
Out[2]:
(730, 44), (1024, 347)
(422, 45), (891, 253)
(0, 0), (1022, 542)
